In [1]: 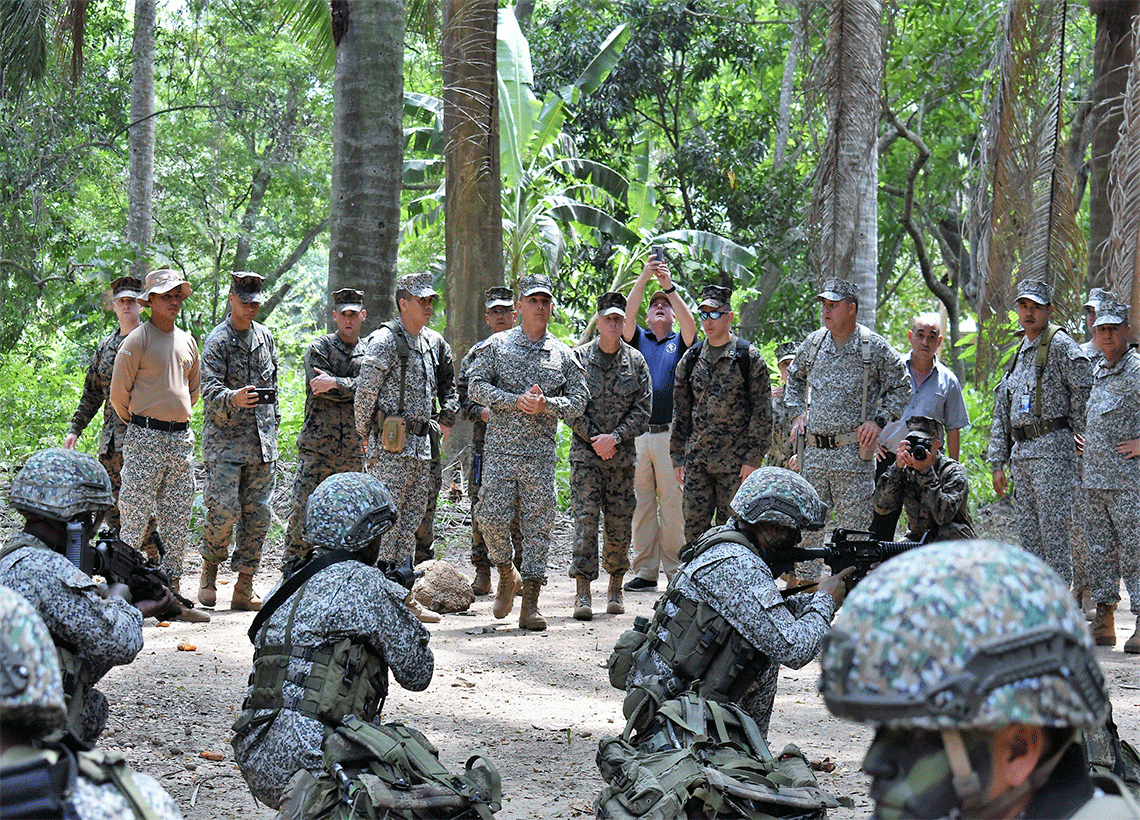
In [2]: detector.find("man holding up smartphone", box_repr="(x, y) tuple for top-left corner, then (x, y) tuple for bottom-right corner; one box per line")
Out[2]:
(197, 272), (280, 612)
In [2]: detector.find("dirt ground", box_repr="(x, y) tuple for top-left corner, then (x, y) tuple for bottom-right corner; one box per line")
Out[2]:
(5, 465), (1140, 820)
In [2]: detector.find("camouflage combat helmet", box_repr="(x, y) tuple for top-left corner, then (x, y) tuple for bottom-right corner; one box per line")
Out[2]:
(8, 448), (114, 523)
(303, 473), (397, 552)
(0, 586), (67, 734)
(819, 540), (1107, 731)
(730, 467), (827, 530)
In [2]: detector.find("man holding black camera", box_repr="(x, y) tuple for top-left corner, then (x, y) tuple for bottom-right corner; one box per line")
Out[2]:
(198, 272), (280, 612)
(872, 415), (973, 543)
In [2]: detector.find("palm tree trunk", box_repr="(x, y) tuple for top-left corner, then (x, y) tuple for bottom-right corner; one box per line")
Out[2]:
(128, 0), (155, 282)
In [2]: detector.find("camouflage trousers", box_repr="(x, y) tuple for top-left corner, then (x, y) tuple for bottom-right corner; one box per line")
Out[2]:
(569, 459), (635, 581)
(469, 474), (522, 572)
(414, 456), (443, 562)
(201, 459), (275, 572)
(1087, 487), (1140, 612)
(476, 453), (555, 581)
(368, 452), (432, 566)
(681, 464), (742, 544)
(1011, 454), (1075, 586)
(739, 660), (780, 739)
(118, 425), (195, 582)
(99, 447), (157, 541)
(283, 447), (363, 570)
(630, 428), (684, 583)
(798, 446), (873, 579)
(1071, 456), (1090, 594)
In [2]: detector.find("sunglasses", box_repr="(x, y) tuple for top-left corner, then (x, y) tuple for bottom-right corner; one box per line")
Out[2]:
(698, 310), (726, 321)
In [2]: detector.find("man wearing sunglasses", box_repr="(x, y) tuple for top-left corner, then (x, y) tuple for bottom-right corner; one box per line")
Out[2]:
(671, 284), (772, 542)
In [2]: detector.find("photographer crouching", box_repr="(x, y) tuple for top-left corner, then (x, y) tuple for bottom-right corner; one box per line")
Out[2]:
(871, 415), (974, 542)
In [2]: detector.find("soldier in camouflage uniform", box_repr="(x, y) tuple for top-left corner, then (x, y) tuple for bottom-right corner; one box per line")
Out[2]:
(671, 284), (773, 543)
(0, 450), (173, 746)
(469, 273), (588, 631)
(625, 468), (852, 738)
(413, 321), (459, 565)
(63, 276), (145, 533)
(198, 273), (279, 613)
(987, 279), (1091, 587)
(872, 415), (974, 542)
(0, 585), (184, 820)
(231, 473), (433, 810)
(786, 278), (910, 579)
(568, 292), (652, 621)
(282, 288), (368, 573)
(459, 287), (522, 596)
(821, 540), (1140, 820)
(1083, 298), (1140, 651)
(766, 342), (798, 468)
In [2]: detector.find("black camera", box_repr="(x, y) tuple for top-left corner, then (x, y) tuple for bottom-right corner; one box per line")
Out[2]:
(905, 432), (932, 461)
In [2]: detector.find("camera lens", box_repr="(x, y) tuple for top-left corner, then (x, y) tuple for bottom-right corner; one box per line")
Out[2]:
(911, 443), (928, 460)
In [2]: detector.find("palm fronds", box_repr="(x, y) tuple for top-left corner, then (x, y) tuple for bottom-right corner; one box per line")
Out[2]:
(1107, 8), (1140, 331)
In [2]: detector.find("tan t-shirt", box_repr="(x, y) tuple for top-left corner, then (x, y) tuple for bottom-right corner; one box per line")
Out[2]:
(110, 322), (200, 423)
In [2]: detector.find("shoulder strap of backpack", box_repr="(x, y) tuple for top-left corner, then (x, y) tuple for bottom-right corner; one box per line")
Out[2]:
(1034, 323), (1061, 418)
(248, 550), (358, 643)
(803, 330), (828, 421)
(735, 337), (752, 404)
(380, 320), (409, 415)
(77, 749), (164, 820)
(860, 324), (872, 421)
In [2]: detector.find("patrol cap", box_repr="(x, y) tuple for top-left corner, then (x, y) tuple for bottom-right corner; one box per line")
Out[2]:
(697, 284), (732, 311)
(597, 291), (627, 317)
(906, 414), (944, 442)
(1092, 298), (1130, 328)
(1083, 287), (1113, 315)
(484, 286), (515, 309)
(519, 273), (554, 298)
(231, 271), (265, 304)
(110, 276), (143, 301)
(1015, 278), (1052, 306)
(817, 278), (858, 303)
(775, 342), (797, 365)
(397, 272), (439, 299)
(648, 290), (673, 308)
(333, 288), (365, 312)
(138, 267), (191, 303)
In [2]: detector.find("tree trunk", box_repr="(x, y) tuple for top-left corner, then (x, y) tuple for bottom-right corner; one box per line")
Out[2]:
(128, 0), (156, 282)
(327, 0), (406, 333)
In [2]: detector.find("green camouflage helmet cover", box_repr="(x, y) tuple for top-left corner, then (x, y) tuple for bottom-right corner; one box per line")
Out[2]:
(0, 586), (67, 733)
(303, 473), (397, 552)
(730, 467), (827, 530)
(819, 540), (1108, 731)
(8, 448), (114, 522)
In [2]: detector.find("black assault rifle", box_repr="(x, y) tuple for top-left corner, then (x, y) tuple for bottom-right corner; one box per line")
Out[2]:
(787, 528), (924, 584)
(93, 530), (192, 615)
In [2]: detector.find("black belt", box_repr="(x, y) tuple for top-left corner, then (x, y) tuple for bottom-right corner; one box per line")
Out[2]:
(407, 420), (429, 437)
(130, 414), (189, 432)
(648, 424), (670, 434)
(1011, 418), (1070, 442)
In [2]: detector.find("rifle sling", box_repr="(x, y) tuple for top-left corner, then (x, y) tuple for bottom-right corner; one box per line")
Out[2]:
(247, 550), (358, 643)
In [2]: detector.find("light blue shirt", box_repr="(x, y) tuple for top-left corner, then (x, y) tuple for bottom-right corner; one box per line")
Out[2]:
(903, 354), (970, 431)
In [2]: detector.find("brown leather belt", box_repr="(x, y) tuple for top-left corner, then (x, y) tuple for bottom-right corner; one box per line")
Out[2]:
(1011, 417), (1069, 442)
(648, 424), (670, 434)
(130, 414), (189, 432)
(808, 431), (859, 450)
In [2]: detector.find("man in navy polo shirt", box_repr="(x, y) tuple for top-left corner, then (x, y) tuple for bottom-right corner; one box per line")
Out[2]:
(621, 249), (696, 591)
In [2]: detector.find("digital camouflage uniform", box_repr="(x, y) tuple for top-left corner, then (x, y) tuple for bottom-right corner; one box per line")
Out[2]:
(986, 327), (1091, 586)
(282, 331), (365, 568)
(1084, 346), (1140, 612)
(766, 385), (796, 468)
(872, 454), (973, 542)
(355, 319), (442, 565)
(785, 325), (910, 568)
(469, 325), (588, 580)
(413, 329), (459, 561)
(200, 317), (280, 572)
(671, 334), (773, 543)
(567, 337), (652, 581)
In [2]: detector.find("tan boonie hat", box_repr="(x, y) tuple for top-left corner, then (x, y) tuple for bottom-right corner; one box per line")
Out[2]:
(597, 291), (627, 317)
(648, 290), (673, 307)
(817, 278), (858, 302)
(1092, 298), (1130, 328)
(484, 286), (515, 309)
(110, 276), (143, 301)
(138, 268), (191, 304)
(397, 272), (439, 299)
(333, 288), (365, 312)
(697, 284), (732, 311)
(906, 414), (944, 442)
(519, 273), (554, 298)
(231, 272), (265, 304)
(1015, 279), (1053, 306)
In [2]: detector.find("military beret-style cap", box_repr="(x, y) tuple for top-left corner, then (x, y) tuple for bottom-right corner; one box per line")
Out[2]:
(597, 291), (627, 317)
(1083, 287), (1114, 314)
(519, 273), (555, 298)
(1092, 298), (1130, 327)
(484, 286), (515, 309)
(817, 278), (858, 302)
(138, 268), (192, 303)
(775, 342), (798, 364)
(231, 271), (265, 304)
(697, 284), (732, 311)
(1015, 278), (1053, 306)
(906, 414), (944, 441)
(397, 272), (439, 299)
(333, 288), (365, 312)
(110, 276), (143, 300)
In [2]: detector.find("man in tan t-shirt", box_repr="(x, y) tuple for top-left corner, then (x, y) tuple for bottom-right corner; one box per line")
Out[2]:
(110, 268), (210, 623)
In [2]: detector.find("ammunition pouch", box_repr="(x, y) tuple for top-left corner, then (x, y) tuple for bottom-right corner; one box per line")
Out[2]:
(380, 414), (408, 453)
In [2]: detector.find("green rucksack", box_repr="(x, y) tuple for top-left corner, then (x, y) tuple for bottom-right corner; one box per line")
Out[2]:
(595, 692), (840, 820)
(277, 715), (501, 820)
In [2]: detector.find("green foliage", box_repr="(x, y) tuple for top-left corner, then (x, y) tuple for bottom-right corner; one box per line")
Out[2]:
(959, 381), (997, 514)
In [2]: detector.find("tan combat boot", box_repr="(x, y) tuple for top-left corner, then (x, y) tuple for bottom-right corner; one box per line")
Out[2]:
(607, 573), (625, 615)
(573, 577), (592, 621)
(405, 591), (442, 624)
(198, 561), (219, 607)
(232, 570), (263, 612)
(169, 579), (211, 623)
(1126, 616), (1140, 655)
(493, 563), (521, 619)
(471, 564), (492, 596)
(519, 579), (547, 631)
(1093, 603), (1116, 647)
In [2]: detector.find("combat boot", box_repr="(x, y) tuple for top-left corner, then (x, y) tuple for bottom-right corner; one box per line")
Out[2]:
(1093, 603), (1116, 647)
(519, 579), (547, 631)
(1126, 617), (1140, 655)
(607, 573), (625, 615)
(573, 577), (592, 621)
(493, 563), (521, 619)
(232, 570), (263, 612)
(405, 591), (442, 624)
(168, 580), (211, 623)
(198, 561), (219, 607)
(471, 564), (492, 596)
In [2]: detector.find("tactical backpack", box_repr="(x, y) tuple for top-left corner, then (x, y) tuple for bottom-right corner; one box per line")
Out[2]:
(276, 715), (501, 820)
(595, 692), (839, 820)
